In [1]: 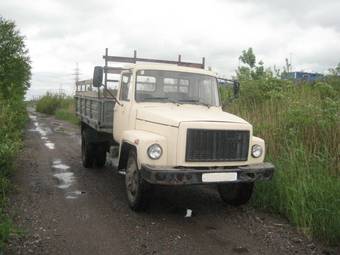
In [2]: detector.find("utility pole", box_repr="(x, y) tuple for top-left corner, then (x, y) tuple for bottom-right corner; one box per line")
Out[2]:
(73, 62), (80, 84)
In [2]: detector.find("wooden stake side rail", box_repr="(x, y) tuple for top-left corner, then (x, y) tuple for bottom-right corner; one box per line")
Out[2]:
(75, 79), (93, 92)
(74, 94), (115, 134)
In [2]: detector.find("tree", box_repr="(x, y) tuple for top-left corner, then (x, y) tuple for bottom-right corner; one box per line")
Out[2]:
(239, 48), (256, 68)
(0, 17), (31, 100)
(236, 48), (267, 80)
(328, 62), (340, 76)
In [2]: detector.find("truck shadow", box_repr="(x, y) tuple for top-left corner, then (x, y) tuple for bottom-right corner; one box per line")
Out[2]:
(146, 184), (237, 217)
(98, 166), (245, 218)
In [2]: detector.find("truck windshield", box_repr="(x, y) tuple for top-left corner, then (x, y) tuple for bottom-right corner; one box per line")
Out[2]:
(135, 70), (219, 106)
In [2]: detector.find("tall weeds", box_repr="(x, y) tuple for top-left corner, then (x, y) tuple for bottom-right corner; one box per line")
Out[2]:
(36, 93), (78, 125)
(224, 78), (340, 244)
(0, 99), (27, 250)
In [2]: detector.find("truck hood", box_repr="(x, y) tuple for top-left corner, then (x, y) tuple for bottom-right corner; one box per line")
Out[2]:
(136, 105), (249, 127)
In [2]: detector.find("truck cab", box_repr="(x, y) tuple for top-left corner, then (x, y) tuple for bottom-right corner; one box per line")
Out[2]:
(75, 49), (274, 211)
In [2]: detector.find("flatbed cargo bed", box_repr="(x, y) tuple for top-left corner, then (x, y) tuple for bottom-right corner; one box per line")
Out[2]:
(75, 95), (115, 133)
(74, 79), (116, 134)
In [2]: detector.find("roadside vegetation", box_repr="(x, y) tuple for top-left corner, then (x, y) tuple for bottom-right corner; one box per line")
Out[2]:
(0, 17), (31, 251)
(35, 49), (340, 245)
(36, 93), (78, 125)
(222, 48), (340, 245)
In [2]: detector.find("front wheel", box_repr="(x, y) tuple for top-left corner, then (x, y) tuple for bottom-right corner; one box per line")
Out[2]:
(218, 182), (254, 206)
(125, 151), (150, 211)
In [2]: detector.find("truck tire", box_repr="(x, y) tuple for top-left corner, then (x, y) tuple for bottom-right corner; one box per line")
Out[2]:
(218, 182), (254, 206)
(94, 144), (107, 168)
(125, 150), (149, 211)
(81, 130), (94, 168)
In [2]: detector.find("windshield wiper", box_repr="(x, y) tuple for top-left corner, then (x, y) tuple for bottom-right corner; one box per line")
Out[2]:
(142, 97), (181, 105)
(178, 99), (211, 108)
(143, 96), (169, 100)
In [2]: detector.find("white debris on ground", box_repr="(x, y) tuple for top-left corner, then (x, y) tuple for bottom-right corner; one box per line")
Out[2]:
(185, 209), (192, 218)
(118, 170), (126, 175)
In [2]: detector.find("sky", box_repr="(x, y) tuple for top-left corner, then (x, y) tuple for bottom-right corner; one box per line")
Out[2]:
(1, 0), (340, 99)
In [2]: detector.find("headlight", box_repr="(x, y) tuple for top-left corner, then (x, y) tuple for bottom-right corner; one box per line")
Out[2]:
(251, 144), (263, 158)
(147, 144), (162, 160)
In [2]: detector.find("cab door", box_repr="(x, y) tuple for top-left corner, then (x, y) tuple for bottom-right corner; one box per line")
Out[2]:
(113, 72), (132, 142)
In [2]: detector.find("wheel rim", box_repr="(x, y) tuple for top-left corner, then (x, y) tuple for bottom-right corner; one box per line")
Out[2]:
(126, 158), (139, 202)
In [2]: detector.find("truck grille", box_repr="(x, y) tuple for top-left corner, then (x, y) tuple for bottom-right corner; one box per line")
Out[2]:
(185, 129), (250, 162)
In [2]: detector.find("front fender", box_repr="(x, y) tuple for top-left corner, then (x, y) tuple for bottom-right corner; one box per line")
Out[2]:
(122, 130), (167, 168)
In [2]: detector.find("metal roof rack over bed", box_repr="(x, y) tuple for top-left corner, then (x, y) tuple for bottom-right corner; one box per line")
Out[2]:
(103, 48), (205, 70)
(101, 48), (206, 99)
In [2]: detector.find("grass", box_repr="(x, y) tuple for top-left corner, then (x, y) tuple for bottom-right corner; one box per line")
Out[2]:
(36, 93), (79, 125)
(223, 78), (340, 245)
(0, 99), (27, 251)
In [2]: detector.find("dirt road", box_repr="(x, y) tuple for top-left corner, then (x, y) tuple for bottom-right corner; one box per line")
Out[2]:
(5, 109), (335, 255)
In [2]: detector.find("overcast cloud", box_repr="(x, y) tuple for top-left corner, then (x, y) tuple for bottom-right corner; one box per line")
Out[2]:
(1, 0), (340, 98)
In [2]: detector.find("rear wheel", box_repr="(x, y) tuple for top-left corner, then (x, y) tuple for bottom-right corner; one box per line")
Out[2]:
(94, 144), (107, 168)
(81, 130), (94, 168)
(125, 150), (149, 211)
(218, 182), (254, 206)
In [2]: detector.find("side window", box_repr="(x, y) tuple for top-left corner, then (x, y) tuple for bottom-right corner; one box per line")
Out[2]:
(119, 74), (131, 101)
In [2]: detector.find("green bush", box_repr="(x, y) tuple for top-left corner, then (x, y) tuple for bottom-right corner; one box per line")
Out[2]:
(36, 93), (63, 114)
(314, 82), (337, 99)
(0, 16), (31, 251)
(224, 78), (340, 244)
(0, 211), (12, 251)
(36, 93), (78, 125)
(55, 108), (79, 125)
(0, 99), (27, 250)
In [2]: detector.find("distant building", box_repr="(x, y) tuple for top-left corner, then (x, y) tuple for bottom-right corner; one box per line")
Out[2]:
(283, 72), (324, 81)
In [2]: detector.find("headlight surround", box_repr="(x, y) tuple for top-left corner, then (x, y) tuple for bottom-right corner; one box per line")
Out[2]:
(147, 144), (162, 160)
(251, 144), (263, 158)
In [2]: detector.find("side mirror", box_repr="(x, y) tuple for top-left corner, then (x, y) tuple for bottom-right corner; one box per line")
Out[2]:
(233, 81), (240, 98)
(93, 66), (103, 87)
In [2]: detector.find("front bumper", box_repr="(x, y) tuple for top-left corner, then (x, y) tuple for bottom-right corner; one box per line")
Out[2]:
(141, 162), (275, 185)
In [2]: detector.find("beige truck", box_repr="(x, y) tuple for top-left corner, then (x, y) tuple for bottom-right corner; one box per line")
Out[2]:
(75, 49), (274, 210)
